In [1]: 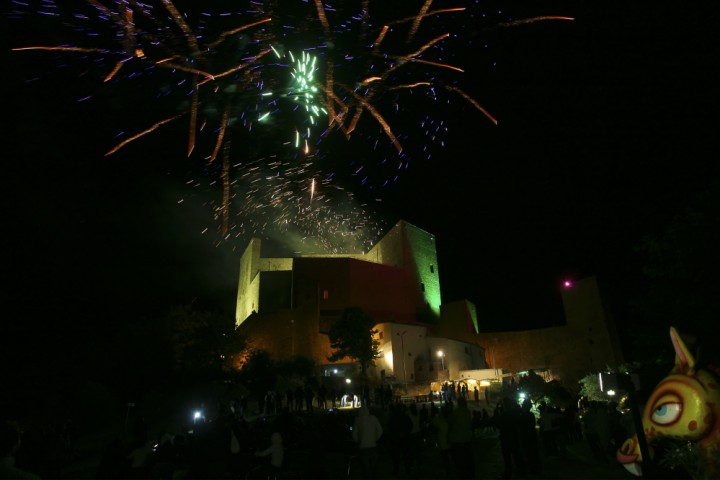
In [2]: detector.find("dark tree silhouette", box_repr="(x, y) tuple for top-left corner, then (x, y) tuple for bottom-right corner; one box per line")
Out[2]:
(627, 181), (720, 396)
(239, 349), (278, 402)
(327, 307), (380, 377)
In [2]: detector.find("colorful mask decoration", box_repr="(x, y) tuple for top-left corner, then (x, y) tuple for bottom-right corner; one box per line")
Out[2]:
(616, 326), (720, 478)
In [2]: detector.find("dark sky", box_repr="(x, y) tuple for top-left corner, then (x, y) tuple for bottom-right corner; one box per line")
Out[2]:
(2, 0), (719, 337)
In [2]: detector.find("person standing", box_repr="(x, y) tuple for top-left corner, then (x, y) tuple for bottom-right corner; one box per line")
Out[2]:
(386, 403), (413, 477)
(519, 398), (541, 476)
(430, 404), (453, 478)
(352, 406), (383, 479)
(407, 403), (422, 471)
(254, 432), (284, 479)
(447, 396), (475, 479)
(495, 398), (526, 479)
(317, 383), (328, 410)
(0, 419), (40, 480)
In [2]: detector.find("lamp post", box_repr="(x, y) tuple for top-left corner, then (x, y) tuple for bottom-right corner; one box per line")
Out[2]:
(397, 330), (407, 386)
(437, 350), (445, 370)
(491, 338), (498, 376)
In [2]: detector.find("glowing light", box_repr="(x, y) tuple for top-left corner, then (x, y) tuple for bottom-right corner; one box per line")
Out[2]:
(10, 0), (571, 250)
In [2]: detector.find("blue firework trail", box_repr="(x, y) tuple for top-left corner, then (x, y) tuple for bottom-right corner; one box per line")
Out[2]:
(7, 0), (571, 253)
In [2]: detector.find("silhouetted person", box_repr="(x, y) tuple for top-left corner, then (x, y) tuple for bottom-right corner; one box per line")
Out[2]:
(519, 398), (542, 476)
(294, 385), (304, 412)
(352, 406), (383, 479)
(419, 403), (430, 443)
(386, 403), (413, 477)
(317, 384), (328, 410)
(407, 403), (422, 471)
(448, 396), (475, 479)
(495, 398), (526, 479)
(0, 419), (40, 479)
(96, 436), (130, 479)
(304, 385), (315, 413)
(538, 403), (563, 458)
(254, 432), (284, 479)
(430, 404), (453, 478)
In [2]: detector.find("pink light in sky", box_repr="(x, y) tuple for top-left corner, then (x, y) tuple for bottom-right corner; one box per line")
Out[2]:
(563, 280), (573, 288)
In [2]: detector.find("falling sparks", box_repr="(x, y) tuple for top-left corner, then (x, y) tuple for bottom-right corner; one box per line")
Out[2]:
(9, 0), (572, 253)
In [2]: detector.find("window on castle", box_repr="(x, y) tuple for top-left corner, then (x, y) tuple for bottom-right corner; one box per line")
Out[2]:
(322, 289), (329, 300)
(379, 332), (384, 340)
(420, 283), (425, 292)
(430, 265), (434, 273)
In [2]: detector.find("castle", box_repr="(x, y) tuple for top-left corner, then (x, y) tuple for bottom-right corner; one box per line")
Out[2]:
(235, 220), (624, 392)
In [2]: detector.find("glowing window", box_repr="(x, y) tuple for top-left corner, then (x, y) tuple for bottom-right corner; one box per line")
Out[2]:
(322, 289), (329, 300)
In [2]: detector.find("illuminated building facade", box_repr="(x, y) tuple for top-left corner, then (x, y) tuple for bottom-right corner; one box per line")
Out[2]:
(234, 220), (624, 390)
(235, 220), (486, 385)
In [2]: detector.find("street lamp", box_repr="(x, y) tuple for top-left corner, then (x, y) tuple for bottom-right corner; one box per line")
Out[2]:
(397, 330), (407, 386)
(490, 338), (498, 376)
(437, 350), (445, 370)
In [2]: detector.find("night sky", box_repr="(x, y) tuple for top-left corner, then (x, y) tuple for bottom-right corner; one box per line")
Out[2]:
(2, 0), (719, 344)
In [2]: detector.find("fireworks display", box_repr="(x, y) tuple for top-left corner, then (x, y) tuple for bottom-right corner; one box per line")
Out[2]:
(7, 0), (571, 254)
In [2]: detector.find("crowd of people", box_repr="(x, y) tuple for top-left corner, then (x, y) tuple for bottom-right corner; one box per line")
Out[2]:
(1, 384), (637, 480)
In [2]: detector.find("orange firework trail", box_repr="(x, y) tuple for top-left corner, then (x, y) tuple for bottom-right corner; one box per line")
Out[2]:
(11, 0), (571, 252)
(499, 16), (575, 28)
(104, 115), (185, 156)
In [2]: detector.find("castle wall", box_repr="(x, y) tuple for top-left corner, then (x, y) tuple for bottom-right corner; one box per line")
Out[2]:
(403, 223), (441, 322)
(471, 276), (625, 389)
(235, 239), (261, 326)
(561, 276), (625, 370)
(436, 300), (482, 341)
(238, 308), (335, 363)
(364, 221), (405, 267)
(235, 238), (294, 327)
(234, 222), (623, 393)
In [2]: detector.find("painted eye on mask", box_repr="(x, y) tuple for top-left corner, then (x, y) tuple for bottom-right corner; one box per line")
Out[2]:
(651, 402), (682, 425)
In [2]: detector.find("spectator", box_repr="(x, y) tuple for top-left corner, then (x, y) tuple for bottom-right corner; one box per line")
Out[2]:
(447, 396), (475, 479)
(386, 403), (413, 477)
(538, 403), (563, 458)
(495, 398), (526, 479)
(254, 432), (284, 479)
(352, 406), (383, 479)
(430, 404), (453, 478)
(407, 403), (422, 471)
(0, 419), (40, 480)
(519, 398), (542, 476)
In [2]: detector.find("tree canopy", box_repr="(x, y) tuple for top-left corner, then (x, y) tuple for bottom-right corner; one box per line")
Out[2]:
(327, 307), (380, 377)
(629, 182), (720, 368)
